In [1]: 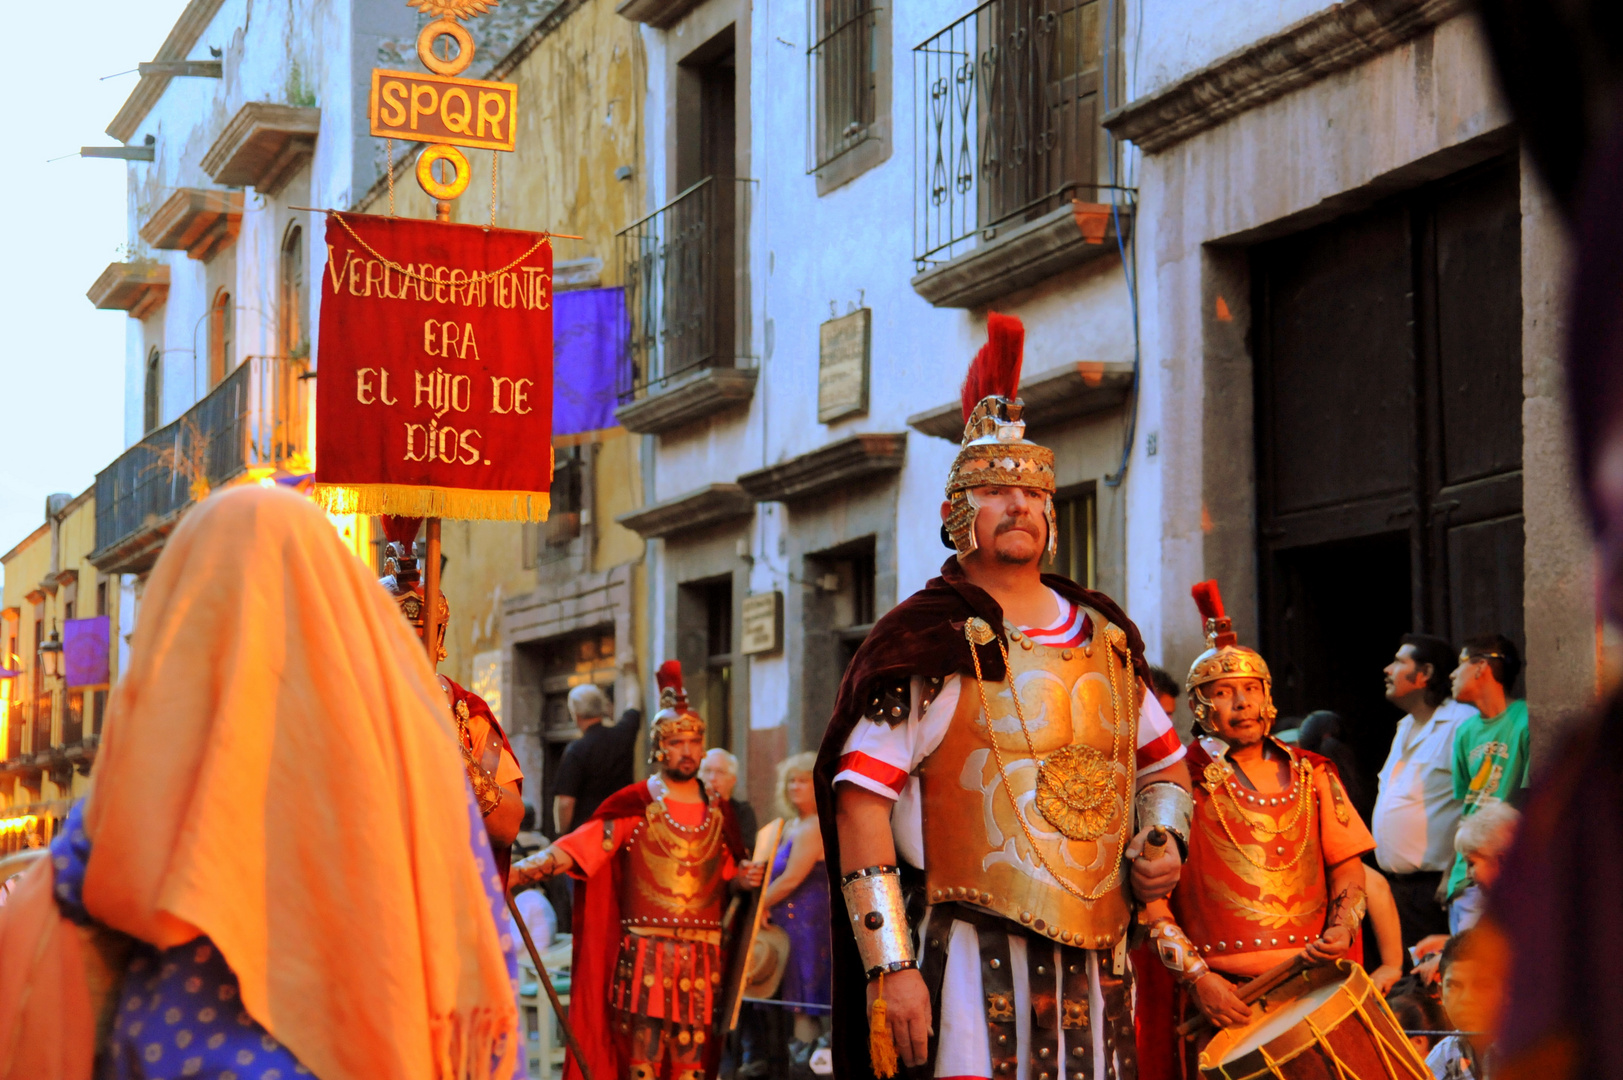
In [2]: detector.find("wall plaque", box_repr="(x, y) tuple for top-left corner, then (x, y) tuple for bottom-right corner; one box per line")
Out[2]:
(818, 308), (870, 423)
(740, 591), (783, 655)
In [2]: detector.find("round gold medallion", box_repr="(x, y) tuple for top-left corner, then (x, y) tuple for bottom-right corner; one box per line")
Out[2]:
(1033, 744), (1118, 840)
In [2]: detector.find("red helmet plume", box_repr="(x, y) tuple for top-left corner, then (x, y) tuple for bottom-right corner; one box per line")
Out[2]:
(1191, 580), (1237, 648)
(656, 659), (687, 709)
(960, 312), (1025, 421)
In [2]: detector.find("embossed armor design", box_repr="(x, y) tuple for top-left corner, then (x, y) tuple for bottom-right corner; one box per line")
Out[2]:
(618, 800), (730, 932)
(919, 618), (1139, 948)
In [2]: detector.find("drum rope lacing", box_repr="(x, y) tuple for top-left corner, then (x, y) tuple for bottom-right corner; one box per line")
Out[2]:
(965, 621), (1134, 903)
(1209, 757), (1317, 872)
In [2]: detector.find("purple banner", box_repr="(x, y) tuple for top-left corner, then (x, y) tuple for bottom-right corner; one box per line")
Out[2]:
(64, 616), (111, 689)
(552, 287), (626, 439)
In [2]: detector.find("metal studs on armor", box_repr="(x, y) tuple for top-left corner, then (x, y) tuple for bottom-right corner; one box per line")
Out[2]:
(1021, 911), (1034, 924)
(990, 958), (1001, 969)
(1061, 649), (1073, 660)
(1039, 1047), (1051, 1058)
(864, 912), (886, 930)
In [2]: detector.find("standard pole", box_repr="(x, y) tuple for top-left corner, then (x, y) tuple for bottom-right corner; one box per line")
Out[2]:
(423, 517), (442, 664)
(506, 890), (594, 1080)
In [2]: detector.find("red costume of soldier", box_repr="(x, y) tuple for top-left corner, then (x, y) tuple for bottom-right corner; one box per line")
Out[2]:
(1135, 583), (1374, 1080)
(379, 515), (524, 876)
(508, 662), (758, 1080)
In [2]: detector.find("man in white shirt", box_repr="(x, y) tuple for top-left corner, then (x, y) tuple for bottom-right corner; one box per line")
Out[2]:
(1374, 633), (1475, 946)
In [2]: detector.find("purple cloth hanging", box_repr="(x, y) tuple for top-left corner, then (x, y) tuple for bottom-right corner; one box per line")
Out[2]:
(552, 287), (626, 440)
(63, 616), (110, 688)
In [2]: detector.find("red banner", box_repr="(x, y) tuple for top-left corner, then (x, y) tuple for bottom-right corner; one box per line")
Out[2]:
(313, 211), (554, 520)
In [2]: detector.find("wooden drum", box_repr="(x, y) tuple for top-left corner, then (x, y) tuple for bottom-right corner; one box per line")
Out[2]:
(1198, 962), (1430, 1080)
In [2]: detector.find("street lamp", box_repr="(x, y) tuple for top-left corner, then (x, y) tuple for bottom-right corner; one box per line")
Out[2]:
(38, 628), (63, 680)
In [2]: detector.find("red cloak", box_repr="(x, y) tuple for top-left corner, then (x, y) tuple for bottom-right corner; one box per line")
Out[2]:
(560, 779), (746, 1080)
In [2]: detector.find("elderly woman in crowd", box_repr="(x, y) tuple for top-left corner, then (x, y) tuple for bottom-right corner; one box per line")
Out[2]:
(763, 751), (830, 1052)
(1412, 801), (1522, 983)
(0, 484), (520, 1080)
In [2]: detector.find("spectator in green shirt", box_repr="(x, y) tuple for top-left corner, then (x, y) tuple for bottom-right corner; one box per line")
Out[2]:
(1445, 634), (1530, 930)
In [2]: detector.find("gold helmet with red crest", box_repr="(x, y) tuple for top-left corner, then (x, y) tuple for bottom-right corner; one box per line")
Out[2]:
(943, 313), (1058, 559)
(650, 660), (706, 762)
(1185, 579), (1276, 732)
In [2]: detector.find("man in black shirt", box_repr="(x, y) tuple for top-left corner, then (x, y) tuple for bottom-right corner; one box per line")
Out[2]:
(552, 684), (640, 833)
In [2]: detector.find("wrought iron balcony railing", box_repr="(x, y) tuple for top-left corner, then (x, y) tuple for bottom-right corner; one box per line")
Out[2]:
(93, 356), (308, 568)
(914, 0), (1115, 268)
(617, 176), (754, 401)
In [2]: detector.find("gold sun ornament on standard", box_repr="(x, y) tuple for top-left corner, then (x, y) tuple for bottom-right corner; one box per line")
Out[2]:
(943, 313), (1058, 559)
(1184, 578), (1278, 735)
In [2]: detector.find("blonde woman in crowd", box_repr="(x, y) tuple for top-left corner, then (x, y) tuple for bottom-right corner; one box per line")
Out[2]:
(763, 751), (830, 1051)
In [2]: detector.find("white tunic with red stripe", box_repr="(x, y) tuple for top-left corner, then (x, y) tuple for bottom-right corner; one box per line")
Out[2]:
(834, 591), (1185, 1080)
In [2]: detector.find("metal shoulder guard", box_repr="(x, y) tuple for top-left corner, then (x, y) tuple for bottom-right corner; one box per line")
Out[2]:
(840, 865), (916, 979)
(863, 677), (912, 726)
(1134, 781), (1194, 854)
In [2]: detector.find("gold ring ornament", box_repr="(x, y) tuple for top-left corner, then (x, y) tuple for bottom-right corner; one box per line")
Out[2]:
(942, 314), (1058, 560)
(1034, 744), (1117, 841)
(840, 865), (915, 979)
(416, 144), (471, 200)
(1185, 579), (1278, 734)
(1134, 781), (1195, 854)
(417, 17), (475, 76)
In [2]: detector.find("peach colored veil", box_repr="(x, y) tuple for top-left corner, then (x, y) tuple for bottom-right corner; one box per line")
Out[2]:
(76, 484), (515, 1080)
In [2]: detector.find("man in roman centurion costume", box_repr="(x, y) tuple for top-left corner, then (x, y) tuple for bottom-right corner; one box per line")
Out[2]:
(814, 313), (1195, 1080)
(1134, 581), (1375, 1079)
(379, 515), (524, 873)
(508, 661), (767, 1080)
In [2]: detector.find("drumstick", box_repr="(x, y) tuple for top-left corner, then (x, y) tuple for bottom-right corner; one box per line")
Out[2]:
(1175, 954), (1310, 1038)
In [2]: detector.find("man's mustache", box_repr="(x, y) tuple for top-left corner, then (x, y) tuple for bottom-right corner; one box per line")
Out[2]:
(994, 516), (1040, 537)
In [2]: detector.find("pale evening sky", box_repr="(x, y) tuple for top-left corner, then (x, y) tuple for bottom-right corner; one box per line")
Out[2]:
(0, 0), (192, 579)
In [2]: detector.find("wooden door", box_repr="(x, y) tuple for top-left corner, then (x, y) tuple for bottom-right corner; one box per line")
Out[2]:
(1253, 158), (1524, 776)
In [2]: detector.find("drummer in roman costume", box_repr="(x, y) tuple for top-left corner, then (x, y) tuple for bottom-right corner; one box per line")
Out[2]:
(814, 313), (1195, 1080)
(1136, 581), (1375, 1077)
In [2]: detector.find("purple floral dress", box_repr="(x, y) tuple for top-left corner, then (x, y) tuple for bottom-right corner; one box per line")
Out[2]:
(51, 791), (522, 1080)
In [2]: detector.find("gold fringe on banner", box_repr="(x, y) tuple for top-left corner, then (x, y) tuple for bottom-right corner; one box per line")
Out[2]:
(312, 484), (552, 523)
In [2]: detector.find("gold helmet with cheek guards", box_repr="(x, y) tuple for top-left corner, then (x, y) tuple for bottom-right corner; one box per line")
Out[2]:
(942, 313), (1057, 560)
(1185, 579), (1276, 733)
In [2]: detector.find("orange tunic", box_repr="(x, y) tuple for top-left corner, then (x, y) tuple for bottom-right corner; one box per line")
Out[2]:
(1170, 736), (1374, 978)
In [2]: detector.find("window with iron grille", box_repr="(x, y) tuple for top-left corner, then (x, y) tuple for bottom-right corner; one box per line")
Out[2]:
(914, 0), (1113, 267)
(809, 0), (878, 170)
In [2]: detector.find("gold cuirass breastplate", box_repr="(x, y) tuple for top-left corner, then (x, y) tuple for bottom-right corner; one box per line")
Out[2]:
(919, 618), (1139, 949)
(618, 800), (730, 932)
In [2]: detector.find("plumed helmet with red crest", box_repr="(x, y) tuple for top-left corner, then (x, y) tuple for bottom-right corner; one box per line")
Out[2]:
(1185, 580), (1276, 732)
(378, 516), (449, 661)
(942, 313), (1058, 559)
(650, 660), (706, 761)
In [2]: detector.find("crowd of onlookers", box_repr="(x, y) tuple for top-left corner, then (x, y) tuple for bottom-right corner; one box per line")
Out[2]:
(1152, 630), (1528, 1079)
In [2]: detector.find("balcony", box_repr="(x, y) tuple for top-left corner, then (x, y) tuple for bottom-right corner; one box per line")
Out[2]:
(87, 260), (169, 318)
(139, 188), (243, 261)
(911, 0), (1131, 308)
(201, 103), (321, 196)
(615, 177), (757, 435)
(91, 357), (308, 575)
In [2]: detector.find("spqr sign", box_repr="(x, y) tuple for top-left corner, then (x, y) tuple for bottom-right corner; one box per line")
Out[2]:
(369, 69), (518, 152)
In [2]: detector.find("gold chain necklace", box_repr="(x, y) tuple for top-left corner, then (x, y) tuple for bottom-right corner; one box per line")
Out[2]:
(1218, 758), (1310, 835)
(1208, 757), (1316, 871)
(966, 623), (1133, 903)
